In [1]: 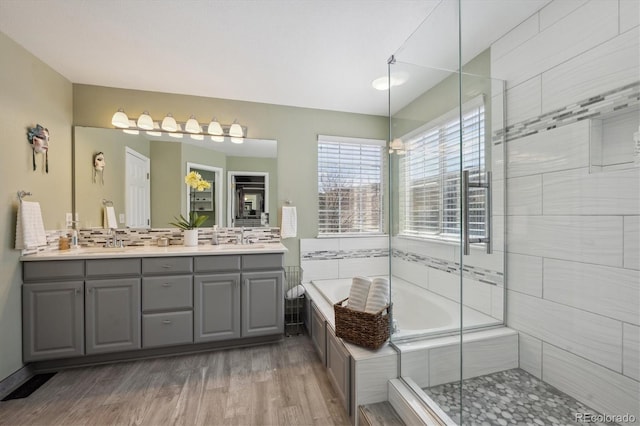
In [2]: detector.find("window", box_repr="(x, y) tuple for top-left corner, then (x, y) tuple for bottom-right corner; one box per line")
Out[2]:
(318, 135), (384, 234)
(399, 98), (485, 240)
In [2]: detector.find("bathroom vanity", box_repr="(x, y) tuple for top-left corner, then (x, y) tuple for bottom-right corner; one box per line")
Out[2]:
(21, 244), (286, 368)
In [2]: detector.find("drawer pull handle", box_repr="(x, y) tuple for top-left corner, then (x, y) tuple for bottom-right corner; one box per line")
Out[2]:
(161, 264), (172, 269)
(162, 320), (172, 324)
(162, 283), (171, 287)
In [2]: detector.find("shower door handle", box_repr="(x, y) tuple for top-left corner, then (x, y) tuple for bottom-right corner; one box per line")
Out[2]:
(462, 170), (492, 255)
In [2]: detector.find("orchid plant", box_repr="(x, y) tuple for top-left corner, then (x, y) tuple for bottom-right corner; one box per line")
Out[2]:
(170, 171), (212, 230)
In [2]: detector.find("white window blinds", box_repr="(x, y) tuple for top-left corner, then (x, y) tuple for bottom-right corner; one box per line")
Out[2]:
(318, 136), (384, 234)
(399, 99), (485, 239)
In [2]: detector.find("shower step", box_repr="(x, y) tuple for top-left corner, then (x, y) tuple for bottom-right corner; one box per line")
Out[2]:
(388, 378), (455, 425)
(359, 401), (405, 426)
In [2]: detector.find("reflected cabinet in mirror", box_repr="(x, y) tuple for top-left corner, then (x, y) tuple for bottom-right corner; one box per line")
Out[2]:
(73, 126), (277, 229)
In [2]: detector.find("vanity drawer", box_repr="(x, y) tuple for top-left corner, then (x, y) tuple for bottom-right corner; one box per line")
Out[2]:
(142, 257), (193, 275)
(23, 260), (84, 282)
(242, 254), (283, 270)
(142, 275), (193, 312)
(194, 255), (241, 272)
(142, 311), (193, 348)
(86, 258), (141, 277)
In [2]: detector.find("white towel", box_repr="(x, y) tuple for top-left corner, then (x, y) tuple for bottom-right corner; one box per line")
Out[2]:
(280, 206), (297, 239)
(104, 206), (118, 229)
(364, 277), (390, 313)
(347, 276), (372, 312)
(286, 284), (306, 300)
(15, 201), (47, 250)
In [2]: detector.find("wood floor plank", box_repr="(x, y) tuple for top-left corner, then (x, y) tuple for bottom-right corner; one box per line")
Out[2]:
(0, 335), (352, 426)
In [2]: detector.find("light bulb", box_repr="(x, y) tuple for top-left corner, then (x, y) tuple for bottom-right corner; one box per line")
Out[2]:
(229, 119), (243, 138)
(137, 111), (154, 130)
(111, 108), (130, 128)
(207, 118), (223, 135)
(161, 113), (178, 132)
(185, 115), (201, 133)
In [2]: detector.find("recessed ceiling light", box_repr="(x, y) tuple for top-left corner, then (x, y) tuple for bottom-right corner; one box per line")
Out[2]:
(371, 72), (409, 91)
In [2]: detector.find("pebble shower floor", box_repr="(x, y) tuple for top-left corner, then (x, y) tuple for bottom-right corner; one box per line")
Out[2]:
(424, 368), (616, 426)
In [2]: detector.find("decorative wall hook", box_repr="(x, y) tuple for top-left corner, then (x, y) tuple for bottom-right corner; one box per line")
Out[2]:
(27, 124), (49, 173)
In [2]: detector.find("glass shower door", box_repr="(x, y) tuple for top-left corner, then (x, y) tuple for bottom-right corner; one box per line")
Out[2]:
(387, 0), (507, 423)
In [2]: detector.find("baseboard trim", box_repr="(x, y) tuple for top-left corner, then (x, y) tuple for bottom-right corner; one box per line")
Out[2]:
(0, 365), (35, 400)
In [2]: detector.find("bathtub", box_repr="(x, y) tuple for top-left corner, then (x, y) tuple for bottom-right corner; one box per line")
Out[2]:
(309, 276), (499, 340)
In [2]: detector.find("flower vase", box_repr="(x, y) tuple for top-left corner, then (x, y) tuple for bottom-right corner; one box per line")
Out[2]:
(183, 229), (199, 247)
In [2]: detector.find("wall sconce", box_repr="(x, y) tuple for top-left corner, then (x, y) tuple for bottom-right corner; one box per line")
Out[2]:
(389, 138), (405, 155)
(111, 109), (247, 142)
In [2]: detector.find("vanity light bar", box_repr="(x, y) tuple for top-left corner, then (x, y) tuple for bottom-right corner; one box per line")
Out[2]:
(111, 109), (247, 140)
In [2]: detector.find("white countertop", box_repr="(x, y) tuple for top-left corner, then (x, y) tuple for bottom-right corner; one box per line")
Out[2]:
(21, 243), (288, 261)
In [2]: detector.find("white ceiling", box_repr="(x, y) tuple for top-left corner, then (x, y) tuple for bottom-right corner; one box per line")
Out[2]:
(0, 0), (549, 116)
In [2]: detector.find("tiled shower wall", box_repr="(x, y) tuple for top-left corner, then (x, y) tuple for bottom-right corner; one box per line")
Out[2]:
(490, 0), (639, 420)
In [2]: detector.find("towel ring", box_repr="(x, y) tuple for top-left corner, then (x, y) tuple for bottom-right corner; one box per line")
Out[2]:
(17, 190), (32, 202)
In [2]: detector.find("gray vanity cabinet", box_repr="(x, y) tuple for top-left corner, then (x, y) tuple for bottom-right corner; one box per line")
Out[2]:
(241, 270), (284, 337)
(22, 281), (84, 362)
(85, 278), (141, 354)
(194, 273), (241, 342)
(194, 255), (241, 342)
(141, 257), (194, 348)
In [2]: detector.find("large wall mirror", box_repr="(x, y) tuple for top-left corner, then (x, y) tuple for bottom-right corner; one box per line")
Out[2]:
(73, 126), (277, 229)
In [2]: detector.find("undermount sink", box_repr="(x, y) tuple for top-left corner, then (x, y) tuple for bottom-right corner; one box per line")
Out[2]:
(220, 244), (266, 249)
(77, 246), (129, 253)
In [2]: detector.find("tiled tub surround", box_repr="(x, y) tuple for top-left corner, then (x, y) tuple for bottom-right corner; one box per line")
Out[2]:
(26, 227), (281, 255)
(300, 236), (390, 282)
(391, 237), (505, 322)
(490, 0), (639, 421)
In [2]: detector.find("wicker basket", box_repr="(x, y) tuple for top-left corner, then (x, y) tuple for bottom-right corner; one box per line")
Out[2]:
(334, 298), (390, 350)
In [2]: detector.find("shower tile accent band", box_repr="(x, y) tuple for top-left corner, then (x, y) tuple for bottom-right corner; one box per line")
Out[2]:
(392, 249), (504, 286)
(301, 248), (389, 260)
(301, 246), (503, 286)
(492, 82), (640, 144)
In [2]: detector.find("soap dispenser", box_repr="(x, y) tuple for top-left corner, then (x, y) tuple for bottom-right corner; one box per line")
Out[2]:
(212, 225), (219, 245)
(71, 229), (79, 248)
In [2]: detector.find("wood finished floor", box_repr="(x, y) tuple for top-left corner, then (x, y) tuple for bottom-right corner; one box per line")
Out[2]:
(0, 335), (351, 426)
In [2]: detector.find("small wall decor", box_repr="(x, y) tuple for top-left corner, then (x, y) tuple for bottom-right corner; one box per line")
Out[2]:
(93, 151), (105, 184)
(26, 124), (49, 173)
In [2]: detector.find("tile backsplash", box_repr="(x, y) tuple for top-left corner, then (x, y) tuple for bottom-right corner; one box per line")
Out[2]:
(26, 227), (281, 255)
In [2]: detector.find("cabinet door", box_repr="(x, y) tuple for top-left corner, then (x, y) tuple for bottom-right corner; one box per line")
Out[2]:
(85, 278), (141, 354)
(311, 303), (327, 365)
(23, 281), (84, 362)
(194, 273), (241, 342)
(241, 270), (284, 338)
(327, 327), (351, 414)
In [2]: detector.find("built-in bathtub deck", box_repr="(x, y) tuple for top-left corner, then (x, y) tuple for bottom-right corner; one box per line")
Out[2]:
(304, 278), (519, 425)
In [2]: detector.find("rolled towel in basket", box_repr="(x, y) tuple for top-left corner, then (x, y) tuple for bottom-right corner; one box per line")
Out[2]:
(347, 276), (372, 312)
(364, 277), (390, 313)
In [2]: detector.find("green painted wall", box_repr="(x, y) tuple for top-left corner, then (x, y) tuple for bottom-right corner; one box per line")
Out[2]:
(0, 31), (73, 382)
(73, 85), (388, 264)
(150, 141), (182, 228)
